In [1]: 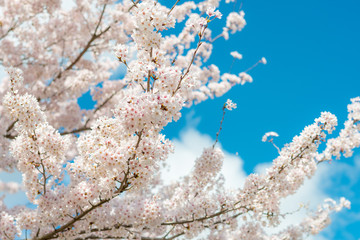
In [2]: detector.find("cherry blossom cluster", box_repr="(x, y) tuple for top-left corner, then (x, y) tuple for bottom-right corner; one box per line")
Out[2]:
(3, 68), (70, 203)
(113, 44), (129, 62)
(318, 97), (360, 161)
(206, 7), (223, 19)
(226, 10), (246, 34)
(262, 131), (279, 142)
(131, 0), (175, 50)
(0, 0), (356, 239)
(230, 51), (243, 59)
(3, 68), (45, 133)
(225, 99), (237, 110)
(192, 147), (225, 187)
(113, 92), (183, 133)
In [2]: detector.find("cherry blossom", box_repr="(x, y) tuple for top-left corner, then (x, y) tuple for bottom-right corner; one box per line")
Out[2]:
(261, 57), (267, 64)
(225, 99), (237, 110)
(262, 131), (279, 142)
(230, 51), (243, 59)
(0, 0), (356, 239)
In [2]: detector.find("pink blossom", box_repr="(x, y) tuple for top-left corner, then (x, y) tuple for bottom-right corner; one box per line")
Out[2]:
(225, 99), (237, 110)
(0, 1), (356, 239)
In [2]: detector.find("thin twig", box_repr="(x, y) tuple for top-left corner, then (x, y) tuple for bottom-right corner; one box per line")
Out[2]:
(167, 0), (181, 16)
(243, 60), (261, 73)
(213, 104), (226, 148)
(210, 32), (224, 43)
(229, 58), (236, 73)
(47, 3), (110, 88)
(172, 25), (207, 96)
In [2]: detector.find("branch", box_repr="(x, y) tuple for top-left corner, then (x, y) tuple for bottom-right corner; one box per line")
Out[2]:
(172, 25), (207, 96)
(0, 22), (17, 40)
(128, 0), (141, 11)
(209, 32), (225, 43)
(34, 198), (113, 240)
(142, 232), (185, 240)
(2, 120), (18, 139)
(167, 0), (181, 16)
(147, 48), (153, 92)
(34, 130), (144, 240)
(0, 14), (39, 41)
(60, 90), (119, 136)
(162, 208), (232, 226)
(74, 231), (184, 240)
(213, 104), (226, 148)
(35, 170), (132, 240)
(38, 157), (48, 195)
(48, 4), (110, 88)
(60, 126), (91, 136)
(93, 91), (118, 114)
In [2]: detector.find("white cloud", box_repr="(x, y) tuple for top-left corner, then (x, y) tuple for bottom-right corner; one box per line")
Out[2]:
(0, 170), (28, 208)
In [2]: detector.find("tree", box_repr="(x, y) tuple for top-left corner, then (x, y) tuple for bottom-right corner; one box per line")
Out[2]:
(0, 0), (358, 239)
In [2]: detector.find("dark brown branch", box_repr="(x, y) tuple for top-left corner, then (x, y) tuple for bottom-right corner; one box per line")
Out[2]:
(74, 231), (184, 240)
(60, 126), (91, 136)
(3, 133), (15, 140)
(34, 198), (113, 240)
(0, 22), (18, 40)
(129, 0), (141, 11)
(2, 120), (18, 139)
(167, 0), (181, 16)
(142, 232), (185, 240)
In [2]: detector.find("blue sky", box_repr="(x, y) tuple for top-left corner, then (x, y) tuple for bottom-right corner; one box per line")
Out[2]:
(1, 0), (360, 239)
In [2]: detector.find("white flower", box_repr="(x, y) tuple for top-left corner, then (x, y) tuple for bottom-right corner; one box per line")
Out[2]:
(226, 11), (246, 33)
(222, 27), (229, 40)
(206, 7), (216, 17)
(239, 72), (253, 84)
(230, 51), (243, 59)
(199, 17), (208, 27)
(113, 44), (128, 61)
(261, 57), (267, 64)
(225, 99), (237, 110)
(6, 67), (23, 90)
(262, 131), (279, 142)
(206, 7), (222, 19)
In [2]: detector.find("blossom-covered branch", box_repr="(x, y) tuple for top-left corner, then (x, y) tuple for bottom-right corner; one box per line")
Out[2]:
(0, 0), (357, 239)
